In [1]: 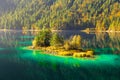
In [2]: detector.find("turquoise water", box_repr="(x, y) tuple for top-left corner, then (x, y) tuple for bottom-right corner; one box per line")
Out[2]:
(21, 48), (120, 80)
(0, 31), (120, 80)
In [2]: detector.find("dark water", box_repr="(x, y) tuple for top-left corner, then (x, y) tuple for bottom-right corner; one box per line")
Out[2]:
(0, 31), (120, 80)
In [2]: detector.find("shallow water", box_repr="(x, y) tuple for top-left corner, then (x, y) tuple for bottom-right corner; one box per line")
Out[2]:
(0, 31), (120, 80)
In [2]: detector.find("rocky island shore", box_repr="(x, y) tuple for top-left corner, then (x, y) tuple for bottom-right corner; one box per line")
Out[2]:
(28, 46), (94, 58)
(28, 29), (95, 58)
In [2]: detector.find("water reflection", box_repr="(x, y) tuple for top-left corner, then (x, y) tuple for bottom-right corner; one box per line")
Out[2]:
(0, 31), (35, 48)
(54, 31), (120, 54)
(0, 30), (120, 54)
(82, 32), (120, 54)
(0, 31), (120, 80)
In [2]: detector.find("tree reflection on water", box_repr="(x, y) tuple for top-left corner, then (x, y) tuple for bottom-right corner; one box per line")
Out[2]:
(0, 30), (120, 54)
(82, 32), (120, 54)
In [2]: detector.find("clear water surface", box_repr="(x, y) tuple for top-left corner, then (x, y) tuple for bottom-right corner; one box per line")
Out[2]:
(0, 31), (120, 80)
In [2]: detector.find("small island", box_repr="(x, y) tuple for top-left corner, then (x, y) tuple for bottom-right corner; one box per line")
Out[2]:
(29, 29), (94, 58)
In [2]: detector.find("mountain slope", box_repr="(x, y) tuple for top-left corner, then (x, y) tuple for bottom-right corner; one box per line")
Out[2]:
(0, 0), (19, 15)
(0, 0), (120, 30)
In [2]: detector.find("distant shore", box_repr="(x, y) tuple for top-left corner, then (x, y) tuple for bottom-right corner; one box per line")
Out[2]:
(0, 29), (41, 31)
(1, 29), (120, 33)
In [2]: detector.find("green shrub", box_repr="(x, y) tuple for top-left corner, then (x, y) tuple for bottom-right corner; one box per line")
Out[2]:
(32, 29), (52, 47)
(70, 35), (82, 49)
(64, 40), (71, 50)
(50, 33), (63, 47)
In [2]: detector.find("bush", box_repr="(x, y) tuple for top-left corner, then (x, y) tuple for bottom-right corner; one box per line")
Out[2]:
(32, 29), (52, 47)
(70, 35), (82, 49)
(32, 39), (37, 47)
(50, 33), (63, 47)
(59, 51), (73, 56)
(63, 35), (82, 50)
(64, 40), (71, 50)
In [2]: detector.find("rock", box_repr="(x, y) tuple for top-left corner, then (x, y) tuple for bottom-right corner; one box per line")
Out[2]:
(73, 51), (94, 58)
(32, 46), (35, 49)
(86, 51), (94, 57)
(73, 53), (81, 57)
(73, 52), (86, 57)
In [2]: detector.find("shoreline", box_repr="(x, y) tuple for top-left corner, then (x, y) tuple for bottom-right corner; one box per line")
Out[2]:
(27, 46), (95, 59)
(1, 29), (120, 33)
(0, 29), (41, 32)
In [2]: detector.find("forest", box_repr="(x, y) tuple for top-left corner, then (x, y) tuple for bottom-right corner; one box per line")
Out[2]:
(0, 0), (120, 31)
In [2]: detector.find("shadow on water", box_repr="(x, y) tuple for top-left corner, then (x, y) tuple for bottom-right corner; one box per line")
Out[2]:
(0, 31), (120, 80)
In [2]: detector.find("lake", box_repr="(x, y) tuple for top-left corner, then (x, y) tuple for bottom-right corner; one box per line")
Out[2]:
(0, 30), (120, 80)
